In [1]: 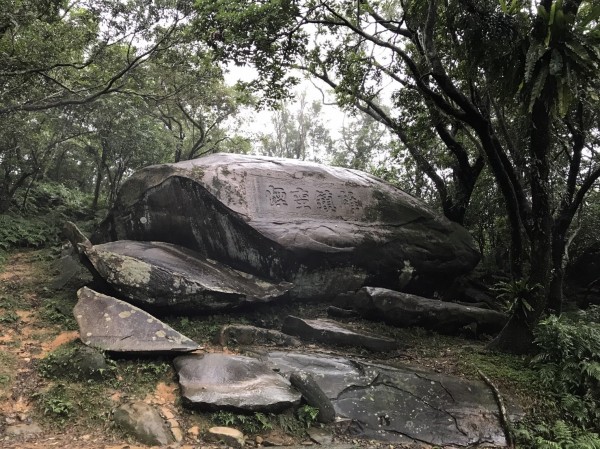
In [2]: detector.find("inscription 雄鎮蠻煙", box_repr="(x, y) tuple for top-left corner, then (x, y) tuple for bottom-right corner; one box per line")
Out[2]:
(291, 187), (311, 209)
(315, 190), (336, 212)
(338, 190), (362, 212)
(265, 185), (363, 213)
(266, 185), (288, 206)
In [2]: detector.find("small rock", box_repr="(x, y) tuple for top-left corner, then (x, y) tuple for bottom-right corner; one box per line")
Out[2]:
(171, 426), (183, 442)
(307, 427), (333, 445)
(255, 435), (264, 444)
(161, 407), (175, 420)
(4, 423), (43, 437)
(207, 426), (245, 448)
(261, 431), (296, 447)
(113, 401), (173, 446)
(187, 425), (200, 439)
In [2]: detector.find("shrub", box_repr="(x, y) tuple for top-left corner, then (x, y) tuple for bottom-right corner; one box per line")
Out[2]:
(533, 315), (600, 429)
(515, 313), (600, 448)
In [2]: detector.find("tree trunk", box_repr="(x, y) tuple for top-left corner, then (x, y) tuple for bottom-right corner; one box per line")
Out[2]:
(488, 95), (553, 353)
(487, 309), (536, 354)
(547, 226), (567, 314)
(92, 146), (107, 211)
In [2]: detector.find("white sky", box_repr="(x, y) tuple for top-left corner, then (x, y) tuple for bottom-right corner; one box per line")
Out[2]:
(224, 64), (347, 144)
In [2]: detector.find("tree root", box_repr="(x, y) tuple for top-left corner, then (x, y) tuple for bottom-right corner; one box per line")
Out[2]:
(478, 369), (515, 449)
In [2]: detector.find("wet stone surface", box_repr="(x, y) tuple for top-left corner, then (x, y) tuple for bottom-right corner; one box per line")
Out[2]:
(174, 353), (301, 413)
(261, 351), (507, 447)
(74, 287), (199, 353)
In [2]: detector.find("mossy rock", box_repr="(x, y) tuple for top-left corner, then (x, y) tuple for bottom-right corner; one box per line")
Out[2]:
(39, 343), (113, 381)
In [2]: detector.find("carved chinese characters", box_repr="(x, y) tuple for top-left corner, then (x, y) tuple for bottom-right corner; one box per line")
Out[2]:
(263, 183), (364, 217)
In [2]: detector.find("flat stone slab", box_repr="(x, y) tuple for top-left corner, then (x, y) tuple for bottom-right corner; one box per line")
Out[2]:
(174, 353), (301, 412)
(336, 287), (508, 335)
(262, 351), (509, 447)
(74, 287), (199, 353)
(282, 316), (398, 352)
(97, 153), (480, 298)
(82, 240), (290, 311)
(215, 324), (301, 347)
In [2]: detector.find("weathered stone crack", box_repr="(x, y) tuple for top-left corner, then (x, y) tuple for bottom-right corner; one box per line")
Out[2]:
(414, 372), (456, 403)
(375, 379), (469, 439)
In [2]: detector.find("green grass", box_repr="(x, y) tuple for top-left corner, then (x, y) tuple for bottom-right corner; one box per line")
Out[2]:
(0, 351), (17, 399)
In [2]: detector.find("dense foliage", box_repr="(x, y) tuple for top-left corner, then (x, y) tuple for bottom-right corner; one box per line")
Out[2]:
(514, 310), (600, 448)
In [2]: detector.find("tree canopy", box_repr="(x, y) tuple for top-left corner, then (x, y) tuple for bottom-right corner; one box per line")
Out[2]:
(192, 0), (600, 352)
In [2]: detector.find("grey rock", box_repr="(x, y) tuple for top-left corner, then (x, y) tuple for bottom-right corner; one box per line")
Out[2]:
(174, 353), (301, 412)
(263, 351), (508, 447)
(206, 426), (245, 448)
(113, 401), (173, 446)
(335, 287), (508, 335)
(290, 372), (336, 423)
(216, 324), (301, 347)
(326, 306), (359, 318)
(306, 427), (334, 445)
(282, 316), (398, 352)
(4, 423), (43, 437)
(74, 287), (199, 353)
(50, 253), (92, 290)
(82, 240), (290, 312)
(96, 153), (480, 298)
(41, 344), (112, 381)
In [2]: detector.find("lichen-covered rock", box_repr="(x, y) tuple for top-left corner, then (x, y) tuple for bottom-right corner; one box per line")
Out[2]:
(174, 353), (301, 412)
(82, 240), (290, 311)
(96, 153), (480, 298)
(74, 287), (199, 353)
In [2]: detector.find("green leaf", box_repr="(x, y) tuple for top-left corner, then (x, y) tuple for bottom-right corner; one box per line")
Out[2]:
(529, 65), (549, 112)
(550, 49), (563, 75)
(525, 43), (546, 82)
(578, 5), (600, 29)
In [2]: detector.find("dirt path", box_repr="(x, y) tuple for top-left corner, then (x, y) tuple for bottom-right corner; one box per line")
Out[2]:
(0, 252), (194, 449)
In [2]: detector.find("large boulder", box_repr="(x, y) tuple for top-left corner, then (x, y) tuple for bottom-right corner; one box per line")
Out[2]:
(95, 153), (480, 298)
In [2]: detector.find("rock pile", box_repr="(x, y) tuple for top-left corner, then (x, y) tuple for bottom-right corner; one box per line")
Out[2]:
(62, 154), (514, 447)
